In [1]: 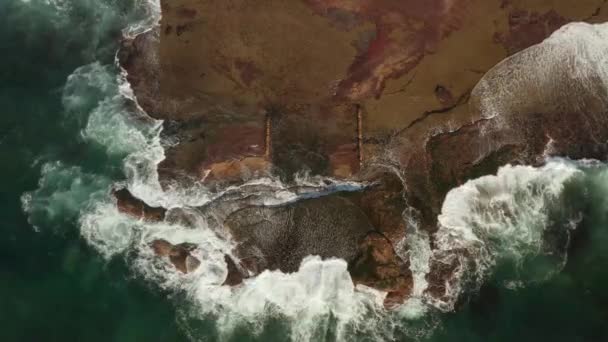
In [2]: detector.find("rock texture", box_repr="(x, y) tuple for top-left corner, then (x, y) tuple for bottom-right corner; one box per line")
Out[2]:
(114, 188), (166, 221)
(151, 239), (201, 273)
(117, 0), (608, 307)
(121, 0), (608, 183)
(224, 196), (374, 274)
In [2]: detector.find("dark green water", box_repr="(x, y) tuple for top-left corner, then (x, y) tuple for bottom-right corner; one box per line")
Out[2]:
(3, 1), (608, 341)
(0, 1), (187, 340)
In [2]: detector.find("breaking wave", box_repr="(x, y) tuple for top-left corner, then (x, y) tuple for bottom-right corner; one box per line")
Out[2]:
(438, 162), (579, 279)
(424, 160), (584, 311)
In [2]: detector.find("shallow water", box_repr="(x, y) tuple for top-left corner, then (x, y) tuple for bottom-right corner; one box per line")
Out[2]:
(4, 1), (608, 341)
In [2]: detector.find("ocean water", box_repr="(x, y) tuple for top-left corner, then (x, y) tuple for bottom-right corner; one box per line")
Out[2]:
(4, 1), (608, 341)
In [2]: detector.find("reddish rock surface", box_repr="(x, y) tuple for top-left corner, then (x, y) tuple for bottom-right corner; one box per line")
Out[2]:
(117, 0), (608, 306)
(349, 232), (413, 308)
(151, 239), (201, 274)
(304, 0), (471, 100)
(117, 0), (608, 187)
(494, 9), (567, 54)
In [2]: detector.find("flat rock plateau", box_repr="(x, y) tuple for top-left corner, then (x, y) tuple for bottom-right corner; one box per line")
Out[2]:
(116, 0), (608, 307)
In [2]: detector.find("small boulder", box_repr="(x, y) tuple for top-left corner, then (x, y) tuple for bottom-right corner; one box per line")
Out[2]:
(114, 188), (166, 221)
(150, 239), (201, 274)
(349, 232), (413, 308)
(222, 255), (247, 286)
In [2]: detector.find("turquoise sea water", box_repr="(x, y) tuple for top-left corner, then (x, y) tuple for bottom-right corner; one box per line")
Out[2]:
(3, 1), (608, 341)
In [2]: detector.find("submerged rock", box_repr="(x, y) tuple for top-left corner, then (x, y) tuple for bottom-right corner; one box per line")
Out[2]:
(151, 239), (200, 274)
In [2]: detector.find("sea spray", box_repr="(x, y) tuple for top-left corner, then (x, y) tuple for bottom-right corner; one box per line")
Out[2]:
(426, 159), (584, 311)
(21, 161), (112, 231)
(123, 0), (161, 38)
(400, 227), (433, 319)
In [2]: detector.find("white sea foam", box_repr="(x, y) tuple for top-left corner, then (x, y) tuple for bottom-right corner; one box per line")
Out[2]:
(474, 22), (608, 127)
(123, 0), (161, 38)
(188, 256), (382, 341)
(424, 159), (582, 311)
(399, 227), (432, 319)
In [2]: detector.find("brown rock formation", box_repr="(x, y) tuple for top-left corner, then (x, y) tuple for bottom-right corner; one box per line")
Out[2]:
(223, 194), (414, 305)
(119, 0), (608, 185)
(223, 195), (376, 273)
(351, 171), (407, 248)
(349, 232), (413, 308)
(113, 188), (166, 221)
(151, 239), (201, 273)
(150, 239), (248, 285)
(116, 0), (608, 306)
(223, 255), (248, 286)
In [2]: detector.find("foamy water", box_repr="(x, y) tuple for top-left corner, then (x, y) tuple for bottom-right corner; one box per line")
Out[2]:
(426, 160), (583, 310)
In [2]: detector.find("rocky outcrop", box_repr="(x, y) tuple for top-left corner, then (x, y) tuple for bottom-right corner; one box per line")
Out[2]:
(223, 254), (248, 286)
(151, 239), (200, 273)
(113, 188), (166, 221)
(120, 0), (608, 185)
(150, 238), (248, 283)
(116, 0), (608, 307)
(349, 232), (413, 308)
(117, 30), (161, 116)
(114, 184), (412, 301)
